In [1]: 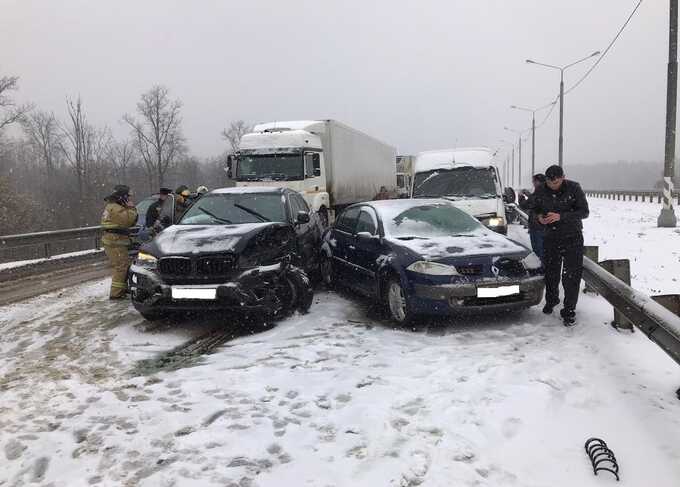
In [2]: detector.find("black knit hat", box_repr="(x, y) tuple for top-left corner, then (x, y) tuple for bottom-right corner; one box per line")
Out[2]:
(113, 184), (130, 197)
(533, 173), (546, 183)
(545, 165), (564, 180)
(159, 187), (172, 195)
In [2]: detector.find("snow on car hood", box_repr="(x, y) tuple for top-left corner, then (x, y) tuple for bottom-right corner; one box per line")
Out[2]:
(145, 222), (284, 256)
(387, 230), (528, 261)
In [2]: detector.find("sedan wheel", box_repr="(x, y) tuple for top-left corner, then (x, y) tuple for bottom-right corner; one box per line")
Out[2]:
(387, 278), (411, 324)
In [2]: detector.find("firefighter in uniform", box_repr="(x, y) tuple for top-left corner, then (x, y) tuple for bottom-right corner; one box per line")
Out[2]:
(101, 185), (138, 299)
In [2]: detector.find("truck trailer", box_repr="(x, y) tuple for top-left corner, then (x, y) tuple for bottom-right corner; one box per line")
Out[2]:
(227, 120), (396, 226)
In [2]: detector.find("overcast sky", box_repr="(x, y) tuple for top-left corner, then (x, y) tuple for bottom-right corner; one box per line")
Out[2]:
(0, 0), (668, 174)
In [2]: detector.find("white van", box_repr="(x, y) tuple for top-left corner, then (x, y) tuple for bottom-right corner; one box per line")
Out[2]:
(410, 147), (513, 234)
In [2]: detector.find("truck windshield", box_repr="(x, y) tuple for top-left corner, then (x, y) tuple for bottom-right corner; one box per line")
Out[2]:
(236, 154), (304, 181)
(412, 167), (497, 199)
(179, 193), (286, 225)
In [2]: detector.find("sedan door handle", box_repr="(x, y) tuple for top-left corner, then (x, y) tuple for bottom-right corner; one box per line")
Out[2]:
(348, 245), (356, 250)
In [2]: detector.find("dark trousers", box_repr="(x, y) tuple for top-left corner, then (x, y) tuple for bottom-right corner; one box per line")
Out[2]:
(543, 232), (584, 313)
(529, 229), (545, 261)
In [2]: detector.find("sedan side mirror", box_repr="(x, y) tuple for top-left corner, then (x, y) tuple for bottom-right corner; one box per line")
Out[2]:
(356, 231), (380, 246)
(296, 211), (311, 224)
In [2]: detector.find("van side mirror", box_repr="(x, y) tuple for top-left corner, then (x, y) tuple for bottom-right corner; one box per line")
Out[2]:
(226, 155), (234, 179)
(296, 211), (311, 224)
(503, 187), (516, 203)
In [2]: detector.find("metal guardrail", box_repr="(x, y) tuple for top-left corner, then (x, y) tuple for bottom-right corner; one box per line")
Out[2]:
(585, 189), (680, 204)
(0, 226), (103, 263)
(515, 208), (680, 366)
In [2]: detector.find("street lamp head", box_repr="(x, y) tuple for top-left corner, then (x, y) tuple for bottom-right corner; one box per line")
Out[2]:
(510, 105), (517, 109)
(525, 59), (535, 64)
(592, 51), (601, 57)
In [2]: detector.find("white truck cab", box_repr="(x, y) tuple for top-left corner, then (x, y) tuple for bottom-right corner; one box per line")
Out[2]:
(228, 120), (396, 227)
(410, 147), (513, 234)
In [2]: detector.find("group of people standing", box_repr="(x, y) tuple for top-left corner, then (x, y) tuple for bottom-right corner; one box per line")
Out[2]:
(100, 184), (208, 300)
(519, 164), (590, 327)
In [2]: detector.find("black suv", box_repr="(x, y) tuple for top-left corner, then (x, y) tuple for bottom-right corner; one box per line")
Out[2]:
(129, 187), (321, 320)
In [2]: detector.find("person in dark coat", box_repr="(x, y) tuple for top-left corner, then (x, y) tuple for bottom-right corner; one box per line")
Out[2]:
(526, 165), (589, 326)
(145, 187), (172, 228)
(519, 174), (547, 261)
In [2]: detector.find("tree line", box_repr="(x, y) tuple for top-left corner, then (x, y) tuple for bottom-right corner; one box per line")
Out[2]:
(0, 73), (251, 234)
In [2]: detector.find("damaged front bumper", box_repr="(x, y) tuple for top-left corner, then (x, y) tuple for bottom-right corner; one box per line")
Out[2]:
(129, 262), (289, 313)
(409, 275), (544, 315)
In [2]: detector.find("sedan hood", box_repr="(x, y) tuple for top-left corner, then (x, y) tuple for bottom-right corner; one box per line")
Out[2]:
(144, 222), (287, 256)
(387, 230), (528, 262)
(440, 197), (500, 218)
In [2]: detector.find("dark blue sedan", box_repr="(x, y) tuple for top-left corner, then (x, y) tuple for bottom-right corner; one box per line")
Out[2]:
(320, 199), (544, 323)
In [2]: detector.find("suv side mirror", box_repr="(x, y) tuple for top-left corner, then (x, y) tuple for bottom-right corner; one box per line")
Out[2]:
(296, 211), (311, 224)
(503, 187), (516, 203)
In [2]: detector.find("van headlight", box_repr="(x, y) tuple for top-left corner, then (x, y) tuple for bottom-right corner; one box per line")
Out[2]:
(520, 252), (542, 270)
(483, 216), (505, 228)
(136, 251), (158, 269)
(407, 261), (460, 276)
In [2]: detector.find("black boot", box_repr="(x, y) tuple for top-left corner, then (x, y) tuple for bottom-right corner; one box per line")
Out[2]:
(561, 309), (576, 327)
(543, 302), (557, 314)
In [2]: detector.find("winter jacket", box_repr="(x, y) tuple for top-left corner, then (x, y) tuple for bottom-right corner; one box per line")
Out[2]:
(518, 191), (544, 232)
(525, 179), (589, 236)
(101, 200), (138, 247)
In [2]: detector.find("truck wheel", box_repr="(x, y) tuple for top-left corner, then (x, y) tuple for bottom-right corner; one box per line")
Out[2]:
(319, 253), (334, 289)
(386, 277), (413, 325)
(318, 207), (329, 229)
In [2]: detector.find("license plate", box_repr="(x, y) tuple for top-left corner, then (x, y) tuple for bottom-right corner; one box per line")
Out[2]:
(171, 287), (217, 300)
(477, 285), (520, 298)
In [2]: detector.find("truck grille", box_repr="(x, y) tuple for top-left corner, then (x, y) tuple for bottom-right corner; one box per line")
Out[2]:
(196, 255), (236, 276)
(159, 257), (192, 275)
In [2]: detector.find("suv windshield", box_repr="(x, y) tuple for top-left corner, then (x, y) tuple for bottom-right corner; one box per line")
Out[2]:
(179, 193), (286, 225)
(236, 154), (303, 181)
(412, 167), (497, 198)
(382, 204), (483, 239)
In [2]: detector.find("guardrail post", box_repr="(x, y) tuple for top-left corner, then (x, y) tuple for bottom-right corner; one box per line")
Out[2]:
(635, 194), (638, 201)
(44, 242), (51, 259)
(583, 246), (599, 294)
(658, 193), (662, 204)
(599, 259), (634, 331)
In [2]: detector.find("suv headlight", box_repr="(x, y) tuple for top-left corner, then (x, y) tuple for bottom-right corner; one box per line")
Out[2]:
(520, 252), (542, 270)
(407, 261), (460, 276)
(136, 251), (158, 268)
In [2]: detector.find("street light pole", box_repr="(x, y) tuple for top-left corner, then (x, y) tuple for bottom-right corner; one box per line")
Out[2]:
(526, 50), (600, 167)
(511, 104), (552, 176)
(659, 0), (678, 228)
(505, 127), (529, 187)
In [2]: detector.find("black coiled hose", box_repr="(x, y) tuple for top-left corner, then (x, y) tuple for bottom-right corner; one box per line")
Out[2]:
(584, 437), (620, 481)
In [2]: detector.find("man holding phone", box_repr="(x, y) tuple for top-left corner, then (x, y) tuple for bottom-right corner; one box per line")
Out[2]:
(526, 165), (589, 326)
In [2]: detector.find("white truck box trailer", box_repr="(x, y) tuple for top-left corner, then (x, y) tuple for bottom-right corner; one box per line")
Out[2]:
(229, 120), (396, 225)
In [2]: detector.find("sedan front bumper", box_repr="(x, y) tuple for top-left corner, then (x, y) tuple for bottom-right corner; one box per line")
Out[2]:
(410, 275), (544, 315)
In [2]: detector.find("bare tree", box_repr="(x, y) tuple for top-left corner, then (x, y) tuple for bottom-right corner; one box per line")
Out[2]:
(123, 85), (185, 188)
(21, 110), (61, 178)
(221, 120), (250, 154)
(108, 138), (136, 182)
(0, 75), (33, 132)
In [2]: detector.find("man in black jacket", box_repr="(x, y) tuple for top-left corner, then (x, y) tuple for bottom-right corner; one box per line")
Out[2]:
(527, 165), (589, 326)
(145, 187), (172, 228)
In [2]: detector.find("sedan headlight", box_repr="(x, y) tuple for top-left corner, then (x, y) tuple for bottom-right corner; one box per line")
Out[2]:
(136, 251), (158, 268)
(520, 252), (542, 270)
(407, 261), (460, 276)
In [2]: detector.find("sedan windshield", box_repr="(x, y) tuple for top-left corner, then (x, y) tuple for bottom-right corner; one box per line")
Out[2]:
(236, 154), (304, 181)
(179, 193), (286, 225)
(412, 167), (497, 198)
(382, 204), (483, 239)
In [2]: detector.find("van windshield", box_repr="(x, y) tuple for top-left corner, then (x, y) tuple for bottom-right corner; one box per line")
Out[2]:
(412, 167), (497, 199)
(236, 154), (304, 181)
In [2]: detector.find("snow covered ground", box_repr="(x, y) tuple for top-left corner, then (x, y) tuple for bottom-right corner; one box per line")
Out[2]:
(1, 198), (680, 486)
(583, 196), (680, 295)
